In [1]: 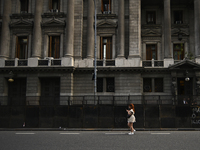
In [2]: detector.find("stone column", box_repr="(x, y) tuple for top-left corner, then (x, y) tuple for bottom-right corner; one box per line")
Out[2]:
(62, 0), (74, 66)
(65, 0), (74, 57)
(194, 0), (200, 61)
(87, 0), (94, 58)
(128, 0), (141, 66)
(164, 0), (173, 67)
(32, 0), (43, 58)
(164, 0), (172, 58)
(118, 0), (125, 58)
(0, 0), (12, 58)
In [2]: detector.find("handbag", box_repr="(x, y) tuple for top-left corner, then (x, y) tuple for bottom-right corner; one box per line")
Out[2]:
(127, 111), (133, 118)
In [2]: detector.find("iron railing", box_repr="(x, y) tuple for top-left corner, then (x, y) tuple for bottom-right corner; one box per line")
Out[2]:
(0, 95), (199, 106)
(5, 60), (15, 66)
(143, 60), (164, 67)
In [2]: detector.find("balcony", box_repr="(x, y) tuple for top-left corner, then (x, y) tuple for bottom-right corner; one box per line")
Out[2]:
(143, 60), (164, 67)
(93, 60), (115, 67)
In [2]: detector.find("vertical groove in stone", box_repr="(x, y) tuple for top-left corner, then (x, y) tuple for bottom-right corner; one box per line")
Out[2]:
(32, 0), (43, 58)
(0, 0), (12, 58)
(87, 0), (94, 58)
(65, 0), (74, 57)
(164, 0), (172, 58)
(118, 0), (125, 58)
(194, 0), (200, 57)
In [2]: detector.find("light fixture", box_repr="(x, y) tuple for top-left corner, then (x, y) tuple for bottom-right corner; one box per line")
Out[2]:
(185, 70), (190, 82)
(8, 71), (14, 82)
(185, 77), (190, 82)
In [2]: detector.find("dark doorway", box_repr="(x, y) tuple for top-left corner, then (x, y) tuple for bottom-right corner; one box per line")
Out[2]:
(177, 78), (193, 95)
(40, 78), (60, 105)
(8, 78), (26, 105)
(177, 78), (193, 104)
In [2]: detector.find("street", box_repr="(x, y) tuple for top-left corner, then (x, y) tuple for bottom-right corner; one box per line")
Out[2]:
(0, 131), (200, 150)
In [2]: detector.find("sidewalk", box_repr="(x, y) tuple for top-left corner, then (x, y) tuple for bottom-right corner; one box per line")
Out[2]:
(0, 128), (200, 131)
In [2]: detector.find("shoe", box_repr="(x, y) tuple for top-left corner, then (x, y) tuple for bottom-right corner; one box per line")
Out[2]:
(128, 132), (134, 135)
(134, 129), (136, 132)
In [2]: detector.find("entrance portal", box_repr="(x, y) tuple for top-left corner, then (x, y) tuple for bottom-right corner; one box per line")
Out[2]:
(177, 78), (193, 104)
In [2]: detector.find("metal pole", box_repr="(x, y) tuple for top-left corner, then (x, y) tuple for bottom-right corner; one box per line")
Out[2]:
(94, 0), (97, 105)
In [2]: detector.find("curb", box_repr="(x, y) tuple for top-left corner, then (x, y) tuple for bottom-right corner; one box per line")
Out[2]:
(0, 128), (200, 131)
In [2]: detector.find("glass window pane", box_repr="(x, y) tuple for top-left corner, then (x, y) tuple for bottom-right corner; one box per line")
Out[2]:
(143, 78), (152, 92)
(97, 78), (103, 92)
(106, 78), (115, 92)
(155, 78), (163, 92)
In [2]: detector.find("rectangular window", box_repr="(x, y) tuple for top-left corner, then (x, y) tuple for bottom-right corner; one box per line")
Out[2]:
(101, 0), (111, 14)
(143, 78), (152, 92)
(40, 78), (60, 105)
(155, 78), (163, 92)
(173, 43), (184, 60)
(100, 37), (112, 60)
(49, 0), (60, 12)
(97, 78), (103, 92)
(106, 78), (115, 92)
(49, 36), (60, 58)
(20, 0), (28, 13)
(8, 78), (26, 105)
(97, 77), (115, 92)
(174, 11), (183, 24)
(146, 44), (157, 60)
(16, 36), (28, 59)
(146, 11), (156, 24)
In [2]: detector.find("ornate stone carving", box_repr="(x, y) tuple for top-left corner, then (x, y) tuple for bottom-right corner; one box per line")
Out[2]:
(10, 18), (33, 28)
(41, 17), (66, 28)
(97, 19), (118, 28)
(142, 24), (162, 37)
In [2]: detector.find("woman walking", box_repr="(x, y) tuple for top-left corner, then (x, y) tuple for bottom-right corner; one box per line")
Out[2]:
(126, 104), (136, 135)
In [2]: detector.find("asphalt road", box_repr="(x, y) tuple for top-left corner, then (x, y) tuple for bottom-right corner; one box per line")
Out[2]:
(0, 131), (200, 150)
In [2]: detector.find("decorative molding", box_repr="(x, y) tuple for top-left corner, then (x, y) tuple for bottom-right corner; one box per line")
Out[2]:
(169, 59), (200, 70)
(97, 14), (117, 19)
(142, 24), (162, 37)
(10, 18), (33, 28)
(42, 12), (66, 18)
(97, 20), (117, 28)
(41, 17), (66, 28)
(10, 13), (34, 19)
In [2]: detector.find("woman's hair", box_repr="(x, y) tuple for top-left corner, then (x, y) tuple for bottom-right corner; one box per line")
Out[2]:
(129, 104), (135, 112)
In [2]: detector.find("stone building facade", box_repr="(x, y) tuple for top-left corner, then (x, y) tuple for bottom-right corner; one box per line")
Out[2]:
(0, 0), (200, 105)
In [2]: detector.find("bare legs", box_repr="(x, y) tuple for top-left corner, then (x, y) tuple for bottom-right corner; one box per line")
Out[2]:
(128, 122), (134, 133)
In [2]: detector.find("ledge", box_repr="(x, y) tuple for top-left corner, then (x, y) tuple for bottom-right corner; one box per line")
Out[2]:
(10, 13), (34, 19)
(42, 12), (66, 18)
(97, 14), (117, 19)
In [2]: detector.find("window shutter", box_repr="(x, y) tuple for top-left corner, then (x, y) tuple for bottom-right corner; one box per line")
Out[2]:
(101, 0), (104, 13)
(146, 45), (152, 60)
(109, 0), (111, 11)
(16, 37), (20, 58)
(49, 0), (52, 10)
(100, 37), (103, 59)
(106, 38), (112, 59)
(55, 36), (60, 58)
(49, 36), (52, 57)
(58, 0), (60, 11)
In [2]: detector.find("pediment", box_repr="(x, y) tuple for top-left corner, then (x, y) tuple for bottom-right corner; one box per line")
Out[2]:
(172, 29), (189, 36)
(10, 19), (33, 27)
(142, 29), (161, 37)
(169, 59), (200, 69)
(97, 20), (117, 28)
(41, 17), (65, 27)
